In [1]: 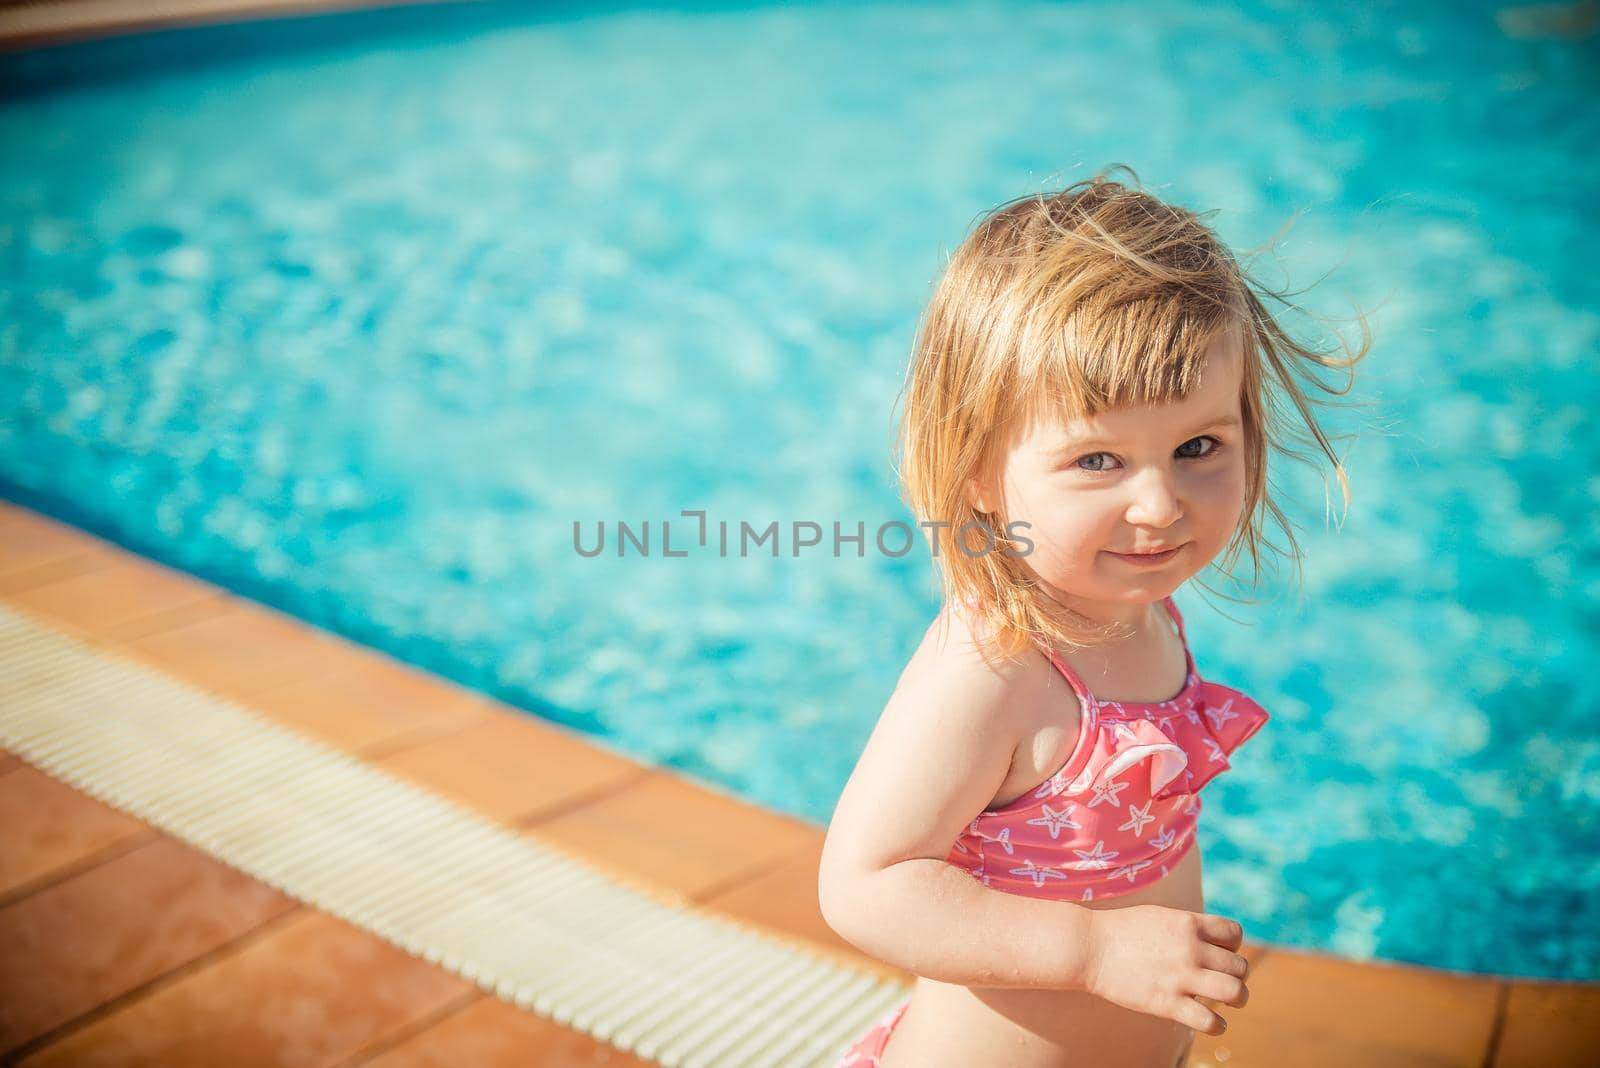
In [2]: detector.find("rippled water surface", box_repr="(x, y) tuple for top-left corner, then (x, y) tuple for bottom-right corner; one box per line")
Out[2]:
(2, 0), (1596, 978)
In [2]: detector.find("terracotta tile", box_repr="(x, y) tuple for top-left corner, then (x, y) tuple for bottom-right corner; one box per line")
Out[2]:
(1494, 979), (1600, 1068)
(114, 600), (375, 700)
(7, 554), (230, 643)
(245, 650), (491, 756)
(373, 710), (649, 825)
(700, 835), (864, 953)
(0, 764), (152, 903)
(102, 595), (239, 643)
(0, 504), (116, 582)
(18, 909), (471, 1068)
(0, 546), (122, 597)
(1188, 947), (1499, 1068)
(703, 836), (918, 985)
(0, 835), (298, 1055)
(364, 994), (657, 1068)
(524, 768), (820, 903)
(0, 751), (20, 776)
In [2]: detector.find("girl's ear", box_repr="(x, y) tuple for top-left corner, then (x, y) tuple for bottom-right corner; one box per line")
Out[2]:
(965, 474), (995, 514)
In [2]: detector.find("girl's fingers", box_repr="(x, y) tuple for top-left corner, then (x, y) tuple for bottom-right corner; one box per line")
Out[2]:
(1175, 997), (1228, 1037)
(1191, 966), (1250, 1008)
(1199, 942), (1250, 983)
(1200, 913), (1245, 950)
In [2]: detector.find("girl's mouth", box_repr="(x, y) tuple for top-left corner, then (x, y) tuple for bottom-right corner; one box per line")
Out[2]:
(1109, 545), (1184, 566)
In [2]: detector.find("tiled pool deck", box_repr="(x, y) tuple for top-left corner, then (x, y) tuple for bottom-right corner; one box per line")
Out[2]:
(2, 499), (1596, 1066)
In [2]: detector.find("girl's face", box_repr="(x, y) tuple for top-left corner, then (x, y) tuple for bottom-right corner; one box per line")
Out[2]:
(968, 329), (1248, 628)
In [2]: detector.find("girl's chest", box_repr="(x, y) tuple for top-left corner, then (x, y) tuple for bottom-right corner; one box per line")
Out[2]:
(991, 622), (1191, 812)
(990, 670), (1186, 813)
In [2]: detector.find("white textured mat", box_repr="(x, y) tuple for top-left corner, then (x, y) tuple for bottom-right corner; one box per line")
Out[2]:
(0, 603), (907, 1067)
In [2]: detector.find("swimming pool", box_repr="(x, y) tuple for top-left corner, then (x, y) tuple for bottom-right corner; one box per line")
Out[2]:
(2, 0), (1595, 981)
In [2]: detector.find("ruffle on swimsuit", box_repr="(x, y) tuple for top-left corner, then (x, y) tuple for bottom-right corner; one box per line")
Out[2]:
(943, 595), (1270, 902)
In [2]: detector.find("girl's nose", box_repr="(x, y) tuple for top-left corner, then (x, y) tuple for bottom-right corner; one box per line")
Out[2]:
(1124, 467), (1184, 527)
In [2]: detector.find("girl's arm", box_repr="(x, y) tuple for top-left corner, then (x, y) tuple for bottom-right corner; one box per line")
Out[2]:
(817, 617), (1251, 1035)
(822, 854), (1096, 990)
(818, 623), (1093, 990)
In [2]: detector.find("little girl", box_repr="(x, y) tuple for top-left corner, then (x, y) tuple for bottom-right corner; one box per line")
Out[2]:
(818, 166), (1370, 1067)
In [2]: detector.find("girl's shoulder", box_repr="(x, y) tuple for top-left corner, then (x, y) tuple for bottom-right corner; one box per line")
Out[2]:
(819, 604), (1054, 884)
(891, 600), (1065, 734)
(906, 598), (1022, 677)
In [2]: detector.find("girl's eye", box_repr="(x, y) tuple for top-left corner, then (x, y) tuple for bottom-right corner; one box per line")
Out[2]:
(1177, 435), (1220, 460)
(1073, 436), (1221, 473)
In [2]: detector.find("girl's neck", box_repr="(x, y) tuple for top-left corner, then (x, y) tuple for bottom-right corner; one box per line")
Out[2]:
(1040, 585), (1168, 634)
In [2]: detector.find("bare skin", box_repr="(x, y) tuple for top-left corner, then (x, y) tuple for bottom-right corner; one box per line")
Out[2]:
(877, 601), (1225, 1068)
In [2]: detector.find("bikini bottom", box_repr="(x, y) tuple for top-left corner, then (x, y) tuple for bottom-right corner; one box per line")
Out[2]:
(831, 997), (911, 1067)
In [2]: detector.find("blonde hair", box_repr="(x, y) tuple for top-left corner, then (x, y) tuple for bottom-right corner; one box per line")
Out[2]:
(895, 164), (1374, 664)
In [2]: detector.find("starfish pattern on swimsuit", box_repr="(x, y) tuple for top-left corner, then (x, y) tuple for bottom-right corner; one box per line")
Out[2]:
(1119, 798), (1156, 837)
(1068, 839), (1120, 870)
(1034, 775), (1069, 801)
(1206, 697), (1240, 732)
(1008, 858), (1070, 887)
(1027, 802), (1082, 839)
(1108, 858), (1154, 883)
(1086, 777), (1130, 808)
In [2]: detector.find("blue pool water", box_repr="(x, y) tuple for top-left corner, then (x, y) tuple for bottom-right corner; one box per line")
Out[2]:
(2, 1), (1596, 980)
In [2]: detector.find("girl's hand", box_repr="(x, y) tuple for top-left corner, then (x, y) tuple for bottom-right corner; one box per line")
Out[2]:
(1081, 905), (1250, 1036)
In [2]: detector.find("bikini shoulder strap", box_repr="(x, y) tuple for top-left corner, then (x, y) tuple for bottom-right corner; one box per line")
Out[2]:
(1032, 632), (1097, 708)
(1163, 595), (1186, 639)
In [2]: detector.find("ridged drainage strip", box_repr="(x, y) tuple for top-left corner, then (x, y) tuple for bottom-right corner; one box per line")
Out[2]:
(0, 603), (908, 1067)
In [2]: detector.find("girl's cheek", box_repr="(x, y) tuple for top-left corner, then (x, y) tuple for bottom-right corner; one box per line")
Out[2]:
(1026, 508), (1098, 562)
(1211, 461), (1249, 515)
(1195, 469), (1247, 543)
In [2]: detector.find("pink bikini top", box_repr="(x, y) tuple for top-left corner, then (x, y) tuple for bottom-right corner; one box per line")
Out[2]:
(944, 596), (1269, 902)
